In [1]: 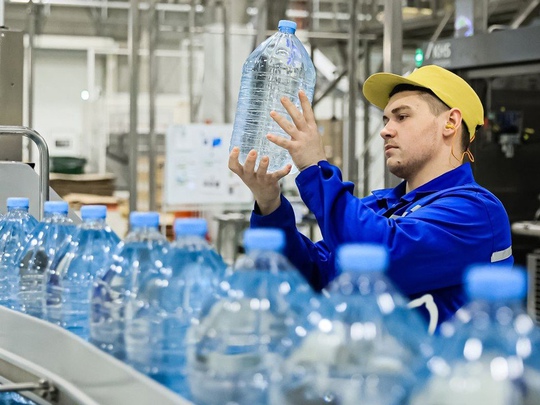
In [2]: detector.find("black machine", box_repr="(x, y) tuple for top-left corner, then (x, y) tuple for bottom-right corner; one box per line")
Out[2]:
(422, 24), (540, 322)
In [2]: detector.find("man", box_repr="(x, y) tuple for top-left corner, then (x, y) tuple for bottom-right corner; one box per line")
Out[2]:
(228, 65), (513, 330)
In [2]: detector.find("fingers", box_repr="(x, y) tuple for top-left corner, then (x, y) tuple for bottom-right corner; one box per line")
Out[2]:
(280, 96), (307, 131)
(228, 147), (243, 174)
(243, 149), (257, 174)
(274, 164), (293, 179)
(257, 155), (270, 176)
(298, 90), (316, 125)
(229, 146), (291, 179)
(266, 133), (289, 150)
(270, 110), (296, 136)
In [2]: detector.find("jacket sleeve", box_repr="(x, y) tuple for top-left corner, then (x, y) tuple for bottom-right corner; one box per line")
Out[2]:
(295, 161), (513, 295)
(250, 194), (337, 290)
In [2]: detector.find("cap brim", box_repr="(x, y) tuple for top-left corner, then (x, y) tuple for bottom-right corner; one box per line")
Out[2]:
(363, 72), (425, 111)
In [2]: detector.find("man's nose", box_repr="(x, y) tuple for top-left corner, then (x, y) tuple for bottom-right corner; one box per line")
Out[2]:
(380, 123), (396, 138)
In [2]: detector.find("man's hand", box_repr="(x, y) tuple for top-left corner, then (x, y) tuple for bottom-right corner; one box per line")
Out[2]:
(268, 90), (327, 171)
(228, 147), (291, 215)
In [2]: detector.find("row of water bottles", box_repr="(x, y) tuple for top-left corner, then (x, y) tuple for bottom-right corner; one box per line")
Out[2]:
(1, 197), (540, 404)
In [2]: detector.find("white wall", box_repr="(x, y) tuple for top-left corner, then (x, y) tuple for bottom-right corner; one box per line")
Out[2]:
(34, 49), (88, 159)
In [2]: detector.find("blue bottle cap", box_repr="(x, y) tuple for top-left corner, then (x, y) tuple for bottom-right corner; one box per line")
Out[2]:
(81, 205), (107, 220)
(278, 20), (297, 33)
(465, 265), (527, 301)
(44, 200), (69, 214)
(130, 211), (160, 228)
(7, 197), (30, 209)
(243, 228), (285, 253)
(174, 218), (207, 237)
(336, 243), (389, 273)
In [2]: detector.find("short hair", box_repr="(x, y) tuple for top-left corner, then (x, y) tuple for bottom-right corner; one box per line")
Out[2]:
(389, 84), (470, 153)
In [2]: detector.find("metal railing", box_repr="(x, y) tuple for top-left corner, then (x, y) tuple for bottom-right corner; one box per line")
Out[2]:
(0, 126), (50, 219)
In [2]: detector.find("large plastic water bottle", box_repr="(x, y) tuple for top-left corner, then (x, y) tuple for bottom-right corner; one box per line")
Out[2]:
(0, 198), (38, 310)
(230, 19), (316, 173)
(167, 218), (228, 304)
(273, 243), (432, 405)
(410, 265), (540, 405)
(17, 201), (74, 318)
(46, 205), (120, 339)
(90, 211), (168, 360)
(187, 227), (328, 405)
(125, 218), (227, 397)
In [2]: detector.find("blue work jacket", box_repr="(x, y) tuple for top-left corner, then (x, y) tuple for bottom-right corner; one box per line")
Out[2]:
(251, 161), (513, 327)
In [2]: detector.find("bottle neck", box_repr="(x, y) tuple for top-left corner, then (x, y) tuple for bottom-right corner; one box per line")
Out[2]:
(45, 211), (67, 217)
(175, 234), (205, 242)
(126, 225), (165, 242)
(81, 217), (107, 229)
(7, 207), (29, 213)
(279, 27), (295, 34)
(330, 269), (389, 296)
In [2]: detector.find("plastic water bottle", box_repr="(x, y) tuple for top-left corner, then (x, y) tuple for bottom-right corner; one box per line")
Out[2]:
(166, 218), (229, 310)
(46, 205), (120, 339)
(90, 211), (168, 360)
(17, 201), (74, 318)
(410, 265), (540, 405)
(187, 227), (328, 405)
(125, 218), (227, 397)
(230, 19), (316, 173)
(0, 198), (38, 310)
(273, 243), (432, 405)
(0, 391), (39, 404)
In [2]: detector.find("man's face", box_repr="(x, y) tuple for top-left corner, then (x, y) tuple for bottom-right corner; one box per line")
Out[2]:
(380, 91), (443, 180)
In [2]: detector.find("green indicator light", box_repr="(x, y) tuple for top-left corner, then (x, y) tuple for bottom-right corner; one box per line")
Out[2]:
(415, 48), (424, 67)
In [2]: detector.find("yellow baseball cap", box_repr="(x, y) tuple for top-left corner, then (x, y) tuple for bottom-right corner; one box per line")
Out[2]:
(362, 65), (484, 139)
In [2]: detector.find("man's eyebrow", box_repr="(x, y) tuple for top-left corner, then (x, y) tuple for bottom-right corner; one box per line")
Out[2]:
(382, 105), (413, 121)
(390, 105), (412, 115)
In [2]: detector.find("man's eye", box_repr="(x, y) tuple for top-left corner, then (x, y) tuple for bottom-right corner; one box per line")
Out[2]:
(398, 115), (407, 121)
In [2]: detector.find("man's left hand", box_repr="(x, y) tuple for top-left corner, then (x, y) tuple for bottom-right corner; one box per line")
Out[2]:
(268, 90), (327, 171)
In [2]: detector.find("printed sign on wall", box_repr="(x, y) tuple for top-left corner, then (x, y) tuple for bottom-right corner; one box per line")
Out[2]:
(164, 124), (253, 206)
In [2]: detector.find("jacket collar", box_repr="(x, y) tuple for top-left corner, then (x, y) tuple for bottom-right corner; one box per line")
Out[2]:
(371, 163), (475, 204)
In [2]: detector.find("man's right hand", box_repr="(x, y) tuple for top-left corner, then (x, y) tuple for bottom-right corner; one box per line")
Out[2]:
(228, 147), (291, 215)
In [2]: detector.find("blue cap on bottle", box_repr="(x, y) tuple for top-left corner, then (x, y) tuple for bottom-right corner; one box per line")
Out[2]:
(44, 200), (69, 214)
(336, 243), (389, 273)
(81, 205), (107, 220)
(174, 218), (207, 237)
(7, 197), (30, 209)
(243, 228), (285, 253)
(130, 211), (160, 228)
(278, 20), (297, 33)
(465, 265), (527, 301)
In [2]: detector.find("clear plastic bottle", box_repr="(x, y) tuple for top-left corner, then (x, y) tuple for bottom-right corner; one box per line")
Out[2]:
(125, 218), (227, 397)
(0, 198), (38, 310)
(166, 218), (229, 302)
(17, 200), (74, 318)
(187, 227), (328, 405)
(46, 205), (121, 339)
(90, 211), (168, 360)
(230, 19), (316, 173)
(273, 243), (432, 405)
(410, 265), (540, 405)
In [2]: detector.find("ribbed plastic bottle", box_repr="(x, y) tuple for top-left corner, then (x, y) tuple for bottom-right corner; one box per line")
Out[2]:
(229, 19), (316, 173)
(0, 391), (39, 404)
(273, 243), (432, 405)
(0, 198), (38, 310)
(410, 265), (540, 405)
(46, 205), (121, 339)
(17, 201), (74, 318)
(125, 218), (227, 398)
(187, 227), (328, 405)
(90, 211), (168, 360)
(166, 218), (228, 298)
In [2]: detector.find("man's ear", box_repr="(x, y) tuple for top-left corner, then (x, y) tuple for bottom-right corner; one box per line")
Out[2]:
(443, 108), (463, 137)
